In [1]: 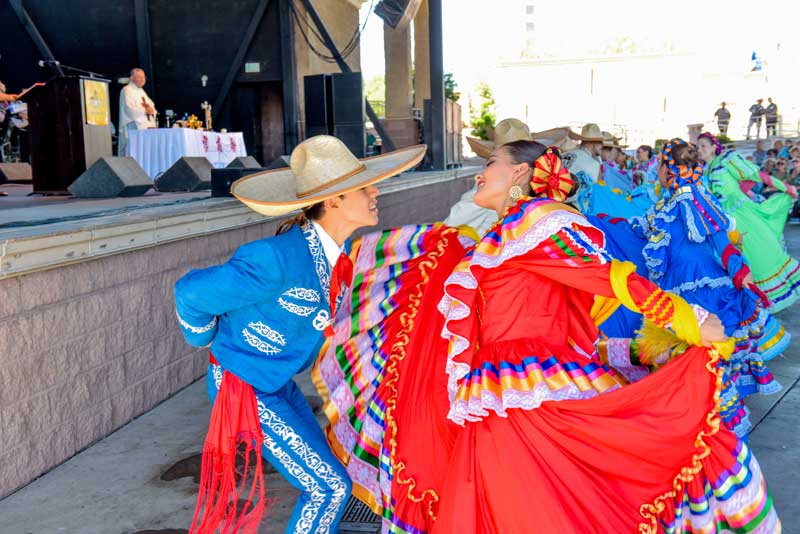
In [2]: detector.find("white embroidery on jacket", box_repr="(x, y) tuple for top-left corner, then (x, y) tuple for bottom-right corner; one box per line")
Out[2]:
(279, 297), (316, 317)
(242, 328), (281, 355)
(283, 287), (321, 303)
(176, 311), (217, 334)
(248, 321), (287, 346)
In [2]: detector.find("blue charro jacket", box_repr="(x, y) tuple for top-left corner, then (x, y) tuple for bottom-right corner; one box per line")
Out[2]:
(174, 221), (348, 393)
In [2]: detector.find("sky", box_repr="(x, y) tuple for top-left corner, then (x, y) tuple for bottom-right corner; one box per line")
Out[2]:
(354, 0), (800, 144)
(358, 0), (800, 92)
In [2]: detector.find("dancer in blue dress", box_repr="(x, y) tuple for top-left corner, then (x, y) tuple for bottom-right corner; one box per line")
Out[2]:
(633, 138), (785, 437)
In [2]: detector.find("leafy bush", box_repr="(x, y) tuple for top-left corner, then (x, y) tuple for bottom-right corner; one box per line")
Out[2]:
(444, 73), (460, 102)
(469, 82), (496, 140)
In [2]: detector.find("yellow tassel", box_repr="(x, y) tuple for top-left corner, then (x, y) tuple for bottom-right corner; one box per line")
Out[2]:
(635, 319), (689, 367)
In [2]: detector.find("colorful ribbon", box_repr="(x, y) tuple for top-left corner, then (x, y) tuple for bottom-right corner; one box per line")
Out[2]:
(531, 147), (574, 202)
(661, 138), (704, 190)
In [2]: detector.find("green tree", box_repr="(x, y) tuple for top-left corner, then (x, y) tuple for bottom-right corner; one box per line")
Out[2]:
(469, 82), (496, 140)
(444, 72), (460, 102)
(364, 75), (385, 102)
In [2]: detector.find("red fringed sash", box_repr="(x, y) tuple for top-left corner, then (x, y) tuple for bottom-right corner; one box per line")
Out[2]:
(190, 355), (267, 534)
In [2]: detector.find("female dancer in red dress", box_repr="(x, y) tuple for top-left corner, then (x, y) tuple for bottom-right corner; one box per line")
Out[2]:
(315, 140), (780, 533)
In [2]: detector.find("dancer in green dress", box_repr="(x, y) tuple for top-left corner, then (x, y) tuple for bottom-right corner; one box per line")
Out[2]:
(698, 132), (800, 312)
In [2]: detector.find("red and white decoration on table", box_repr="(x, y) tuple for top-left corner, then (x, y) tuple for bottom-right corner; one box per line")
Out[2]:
(126, 128), (248, 179)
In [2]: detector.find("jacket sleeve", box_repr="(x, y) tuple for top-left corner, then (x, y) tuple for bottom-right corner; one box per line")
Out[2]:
(174, 240), (284, 346)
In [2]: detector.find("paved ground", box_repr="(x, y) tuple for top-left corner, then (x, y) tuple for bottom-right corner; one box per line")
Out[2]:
(1, 227), (799, 533)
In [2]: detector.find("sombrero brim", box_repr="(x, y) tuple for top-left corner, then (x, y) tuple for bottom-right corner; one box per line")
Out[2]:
(531, 127), (576, 150)
(231, 144), (427, 217)
(469, 130), (576, 158)
(466, 136), (495, 158)
(568, 130), (604, 142)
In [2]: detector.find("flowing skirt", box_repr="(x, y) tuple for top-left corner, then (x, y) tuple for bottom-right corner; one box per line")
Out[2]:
(315, 224), (781, 534)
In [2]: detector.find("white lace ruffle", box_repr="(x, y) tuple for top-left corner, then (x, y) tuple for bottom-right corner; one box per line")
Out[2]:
(438, 207), (603, 419)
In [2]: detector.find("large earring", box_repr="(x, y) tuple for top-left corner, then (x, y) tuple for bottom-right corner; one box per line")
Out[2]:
(509, 185), (523, 202)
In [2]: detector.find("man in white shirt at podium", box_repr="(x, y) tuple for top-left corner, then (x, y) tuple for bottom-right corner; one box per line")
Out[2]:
(118, 68), (156, 156)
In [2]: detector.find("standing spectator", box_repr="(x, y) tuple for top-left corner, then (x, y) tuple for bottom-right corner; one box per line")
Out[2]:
(752, 139), (767, 166)
(714, 102), (731, 135)
(747, 98), (765, 139)
(765, 98), (779, 137)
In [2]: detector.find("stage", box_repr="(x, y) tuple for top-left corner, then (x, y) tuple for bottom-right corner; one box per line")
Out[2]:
(0, 165), (478, 499)
(0, 166), (478, 280)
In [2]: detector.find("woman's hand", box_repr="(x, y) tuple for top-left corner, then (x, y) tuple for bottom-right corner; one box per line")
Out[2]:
(699, 313), (727, 347)
(742, 272), (755, 289)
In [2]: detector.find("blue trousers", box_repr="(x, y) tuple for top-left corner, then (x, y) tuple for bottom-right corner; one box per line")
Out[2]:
(207, 364), (352, 534)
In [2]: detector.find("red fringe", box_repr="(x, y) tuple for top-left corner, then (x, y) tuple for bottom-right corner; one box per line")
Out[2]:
(190, 367), (268, 534)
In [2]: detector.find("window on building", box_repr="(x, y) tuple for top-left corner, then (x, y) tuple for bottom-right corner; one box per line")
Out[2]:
(526, 5), (534, 15)
(526, 21), (535, 32)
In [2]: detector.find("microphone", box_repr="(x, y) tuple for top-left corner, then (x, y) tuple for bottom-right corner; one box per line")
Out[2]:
(38, 60), (60, 67)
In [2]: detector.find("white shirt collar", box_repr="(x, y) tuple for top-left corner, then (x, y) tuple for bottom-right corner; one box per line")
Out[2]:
(311, 221), (342, 267)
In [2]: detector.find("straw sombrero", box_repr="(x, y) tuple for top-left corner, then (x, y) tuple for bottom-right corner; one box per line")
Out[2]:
(231, 135), (426, 217)
(601, 131), (627, 149)
(467, 118), (532, 158)
(568, 123), (605, 142)
(467, 118), (574, 158)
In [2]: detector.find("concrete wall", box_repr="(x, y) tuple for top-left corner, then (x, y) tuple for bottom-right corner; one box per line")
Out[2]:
(0, 172), (474, 499)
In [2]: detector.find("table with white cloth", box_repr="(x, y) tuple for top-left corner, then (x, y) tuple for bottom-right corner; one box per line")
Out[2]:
(125, 128), (248, 179)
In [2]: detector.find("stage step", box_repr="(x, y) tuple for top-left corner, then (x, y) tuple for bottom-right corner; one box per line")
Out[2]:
(339, 495), (381, 533)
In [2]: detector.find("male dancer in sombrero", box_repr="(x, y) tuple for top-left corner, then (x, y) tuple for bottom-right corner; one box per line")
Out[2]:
(173, 135), (426, 533)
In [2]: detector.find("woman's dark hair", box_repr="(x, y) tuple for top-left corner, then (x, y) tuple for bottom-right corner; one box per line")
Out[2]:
(501, 139), (549, 167)
(637, 145), (654, 159)
(671, 144), (699, 168)
(276, 201), (326, 235)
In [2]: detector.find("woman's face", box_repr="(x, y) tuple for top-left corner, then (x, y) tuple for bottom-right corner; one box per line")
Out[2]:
(657, 161), (668, 188)
(337, 185), (380, 228)
(474, 148), (527, 212)
(696, 137), (716, 163)
(636, 148), (649, 162)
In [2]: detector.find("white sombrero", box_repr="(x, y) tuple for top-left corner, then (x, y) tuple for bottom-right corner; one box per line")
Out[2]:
(231, 135), (427, 217)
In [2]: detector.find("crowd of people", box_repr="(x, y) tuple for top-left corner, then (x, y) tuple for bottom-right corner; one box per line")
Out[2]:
(172, 118), (791, 533)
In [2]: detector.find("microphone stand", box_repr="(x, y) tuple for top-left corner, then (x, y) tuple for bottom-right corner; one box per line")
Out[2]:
(45, 62), (105, 79)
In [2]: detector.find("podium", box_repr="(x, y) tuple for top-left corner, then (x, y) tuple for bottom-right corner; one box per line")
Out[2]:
(26, 76), (113, 194)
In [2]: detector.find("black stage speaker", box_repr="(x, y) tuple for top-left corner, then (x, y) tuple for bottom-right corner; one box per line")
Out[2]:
(375, 0), (422, 29)
(265, 155), (291, 170)
(303, 73), (365, 157)
(304, 74), (331, 137)
(226, 156), (261, 169)
(0, 163), (33, 184)
(67, 157), (152, 198)
(211, 167), (265, 198)
(331, 72), (365, 126)
(155, 157), (213, 192)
